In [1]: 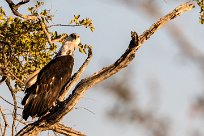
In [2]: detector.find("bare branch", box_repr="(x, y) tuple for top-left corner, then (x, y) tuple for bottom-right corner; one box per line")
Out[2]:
(48, 24), (82, 27)
(5, 79), (17, 136)
(50, 123), (85, 136)
(51, 34), (68, 43)
(15, 0), (30, 9)
(138, 2), (195, 45)
(16, 118), (28, 126)
(5, 68), (24, 85)
(0, 122), (3, 136)
(0, 95), (23, 109)
(40, 21), (53, 46)
(47, 0), (195, 125)
(5, 0), (37, 20)
(40, 22), (69, 45)
(0, 106), (9, 136)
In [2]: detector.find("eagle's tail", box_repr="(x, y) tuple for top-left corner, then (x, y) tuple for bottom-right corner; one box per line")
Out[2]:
(22, 101), (32, 120)
(22, 85), (36, 120)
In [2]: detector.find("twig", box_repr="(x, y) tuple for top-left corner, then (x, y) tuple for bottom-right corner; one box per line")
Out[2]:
(15, 118), (28, 133)
(41, 21), (53, 46)
(48, 24), (82, 27)
(0, 122), (3, 136)
(15, 0), (30, 9)
(5, 79), (17, 136)
(51, 34), (68, 43)
(0, 96), (23, 109)
(41, 21), (69, 45)
(16, 118), (28, 125)
(5, 68), (24, 85)
(53, 131), (60, 136)
(0, 106), (9, 136)
(0, 41), (24, 85)
(75, 107), (95, 115)
(50, 123), (85, 136)
(138, 2), (195, 45)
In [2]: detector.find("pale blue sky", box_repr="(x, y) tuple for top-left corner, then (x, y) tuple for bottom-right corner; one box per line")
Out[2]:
(1, 0), (204, 136)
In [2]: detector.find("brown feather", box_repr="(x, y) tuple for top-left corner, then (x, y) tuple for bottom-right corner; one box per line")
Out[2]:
(22, 55), (74, 120)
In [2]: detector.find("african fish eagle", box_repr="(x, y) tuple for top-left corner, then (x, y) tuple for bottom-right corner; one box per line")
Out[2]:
(21, 33), (80, 120)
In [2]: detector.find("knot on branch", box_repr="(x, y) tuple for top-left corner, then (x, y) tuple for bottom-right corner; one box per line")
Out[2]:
(131, 31), (138, 41)
(129, 31), (139, 48)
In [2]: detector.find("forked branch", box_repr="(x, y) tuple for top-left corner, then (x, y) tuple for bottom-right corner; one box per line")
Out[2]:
(5, 0), (37, 20)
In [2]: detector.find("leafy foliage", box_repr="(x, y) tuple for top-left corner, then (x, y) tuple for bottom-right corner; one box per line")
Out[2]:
(78, 43), (92, 54)
(0, 7), (57, 91)
(28, 1), (53, 23)
(0, 1), (94, 92)
(196, 0), (204, 24)
(69, 15), (95, 32)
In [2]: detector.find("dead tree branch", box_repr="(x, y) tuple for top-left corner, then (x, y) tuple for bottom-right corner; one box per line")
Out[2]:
(51, 34), (68, 43)
(0, 96), (23, 109)
(50, 123), (85, 136)
(16, 118), (28, 126)
(5, 0), (37, 20)
(5, 79), (17, 136)
(0, 106), (8, 136)
(16, 2), (194, 136)
(5, 68), (24, 85)
(48, 24), (82, 27)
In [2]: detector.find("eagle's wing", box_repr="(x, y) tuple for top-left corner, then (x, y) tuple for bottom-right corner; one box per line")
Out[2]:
(22, 55), (74, 120)
(24, 69), (41, 88)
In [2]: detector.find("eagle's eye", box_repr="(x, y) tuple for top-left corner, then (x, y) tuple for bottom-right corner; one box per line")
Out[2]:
(70, 34), (77, 40)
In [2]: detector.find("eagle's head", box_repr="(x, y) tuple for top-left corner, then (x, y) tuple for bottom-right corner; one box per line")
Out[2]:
(56, 33), (81, 57)
(66, 33), (81, 47)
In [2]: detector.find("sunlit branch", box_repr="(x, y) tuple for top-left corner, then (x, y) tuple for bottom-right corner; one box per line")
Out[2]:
(48, 24), (82, 27)
(5, 0), (37, 20)
(5, 79), (17, 136)
(50, 123), (85, 136)
(40, 21), (53, 46)
(51, 34), (68, 43)
(0, 106), (8, 136)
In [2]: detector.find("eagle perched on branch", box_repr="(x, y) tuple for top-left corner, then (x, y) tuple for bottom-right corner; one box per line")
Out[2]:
(22, 33), (80, 120)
